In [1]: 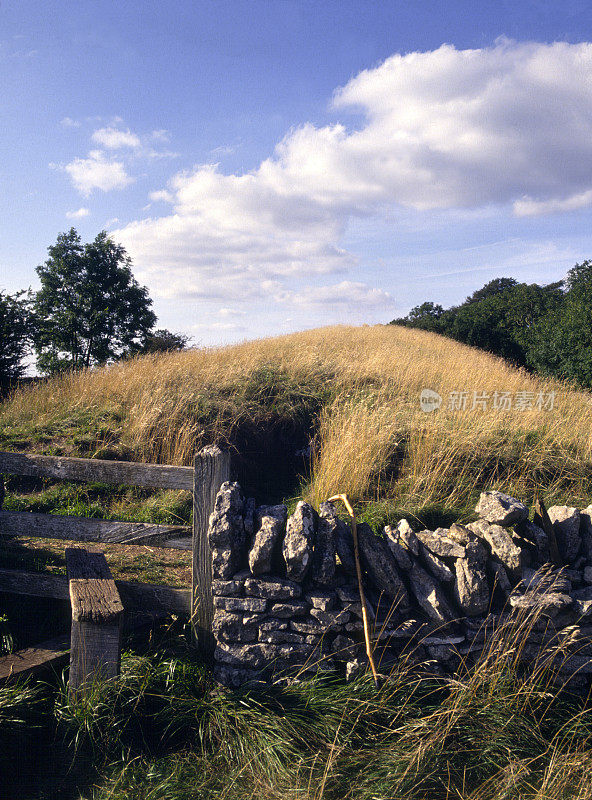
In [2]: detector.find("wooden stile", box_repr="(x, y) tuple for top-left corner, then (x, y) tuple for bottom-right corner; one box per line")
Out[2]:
(0, 510), (191, 549)
(0, 567), (192, 614)
(0, 445), (232, 677)
(0, 451), (194, 491)
(0, 635), (70, 684)
(192, 446), (230, 659)
(66, 547), (124, 698)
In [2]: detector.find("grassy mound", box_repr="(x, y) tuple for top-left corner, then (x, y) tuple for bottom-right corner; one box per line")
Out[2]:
(2, 324), (591, 527)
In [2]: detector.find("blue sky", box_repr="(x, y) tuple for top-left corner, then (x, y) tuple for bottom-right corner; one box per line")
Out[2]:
(3, 0), (592, 345)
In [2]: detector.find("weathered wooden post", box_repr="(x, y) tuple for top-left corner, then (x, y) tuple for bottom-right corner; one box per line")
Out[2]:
(192, 445), (230, 660)
(66, 547), (124, 699)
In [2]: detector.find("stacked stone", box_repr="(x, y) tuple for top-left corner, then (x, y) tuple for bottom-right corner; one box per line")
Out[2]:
(211, 491), (371, 686)
(209, 482), (592, 689)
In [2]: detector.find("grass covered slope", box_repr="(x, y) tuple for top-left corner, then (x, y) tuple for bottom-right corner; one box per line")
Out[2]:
(2, 324), (592, 524)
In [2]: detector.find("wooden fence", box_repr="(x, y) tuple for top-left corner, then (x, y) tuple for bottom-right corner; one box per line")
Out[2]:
(0, 446), (230, 693)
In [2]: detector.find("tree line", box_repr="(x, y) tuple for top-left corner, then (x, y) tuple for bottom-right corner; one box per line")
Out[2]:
(390, 260), (592, 389)
(1, 228), (189, 388)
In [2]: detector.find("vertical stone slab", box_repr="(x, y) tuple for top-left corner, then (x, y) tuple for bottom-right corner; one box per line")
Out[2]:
(192, 446), (231, 661)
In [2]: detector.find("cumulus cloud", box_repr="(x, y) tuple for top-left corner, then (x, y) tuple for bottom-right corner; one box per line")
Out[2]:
(514, 190), (592, 216)
(149, 189), (174, 203)
(65, 150), (133, 196)
(91, 127), (141, 149)
(277, 281), (393, 308)
(66, 207), (90, 219)
(60, 116), (81, 128)
(218, 307), (246, 317)
(115, 39), (592, 305)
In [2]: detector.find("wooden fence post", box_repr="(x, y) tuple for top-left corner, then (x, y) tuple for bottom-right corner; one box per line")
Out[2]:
(66, 547), (124, 699)
(192, 446), (230, 660)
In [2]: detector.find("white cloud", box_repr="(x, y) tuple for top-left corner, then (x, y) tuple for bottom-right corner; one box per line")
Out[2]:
(151, 129), (171, 142)
(218, 307), (246, 317)
(60, 117), (81, 128)
(91, 127), (141, 149)
(513, 190), (592, 216)
(149, 189), (174, 203)
(277, 281), (393, 308)
(66, 207), (90, 219)
(115, 40), (592, 306)
(190, 320), (247, 333)
(145, 148), (180, 160)
(65, 150), (133, 196)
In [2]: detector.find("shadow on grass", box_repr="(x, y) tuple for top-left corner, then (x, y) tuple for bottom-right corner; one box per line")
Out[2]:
(0, 536), (70, 650)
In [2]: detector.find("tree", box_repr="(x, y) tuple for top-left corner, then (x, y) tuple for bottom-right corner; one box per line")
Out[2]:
(390, 302), (445, 332)
(390, 275), (566, 372)
(464, 277), (518, 304)
(142, 328), (191, 354)
(33, 229), (156, 374)
(449, 292), (525, 363)
(0, 290), (33, 387)
(528, 262), (592, 386)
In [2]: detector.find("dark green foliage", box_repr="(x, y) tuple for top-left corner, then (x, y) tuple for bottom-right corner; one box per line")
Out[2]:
(465, 276), (519, 304)
(0, 289), (33, 387)
(528, 260), (592, 386)
(391, 267), (592, 384)
(142, 329), (191, 354)
(34, 228), (156, 374)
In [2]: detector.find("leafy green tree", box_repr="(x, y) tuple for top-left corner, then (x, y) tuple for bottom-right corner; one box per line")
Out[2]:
(390, 302), (446, 332)
(408, 302), (445, 329)
(450, 282), (563, 366)
(142, 328), (190, 354)
(464, 277), (518, 304)
(34, 229), (156, 374)
(0, 290), (33, 387)
(528, 261), (592, 386)
(449, 291), (524, 363)
(391, 276), (566, 371)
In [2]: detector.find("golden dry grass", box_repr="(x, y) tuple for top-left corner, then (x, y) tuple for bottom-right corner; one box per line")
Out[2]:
(2, 324), (592, 514)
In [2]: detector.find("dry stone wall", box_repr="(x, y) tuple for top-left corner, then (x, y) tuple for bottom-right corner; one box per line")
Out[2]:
(209, 484), (592, 689)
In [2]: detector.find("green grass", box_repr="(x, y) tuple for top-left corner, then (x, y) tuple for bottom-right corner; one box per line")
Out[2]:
(2, 478), (192, 525)
(2, 615), (592, 800)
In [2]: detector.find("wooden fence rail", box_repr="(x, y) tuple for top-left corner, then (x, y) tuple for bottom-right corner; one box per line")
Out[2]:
(0, 510), (191, 549)
(0, 568), (191, 613)
(0, 452), (194, 491)
(0, 446), (229, 692)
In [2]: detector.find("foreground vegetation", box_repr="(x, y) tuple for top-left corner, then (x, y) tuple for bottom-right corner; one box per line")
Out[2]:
(2, 612), (592, 800)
